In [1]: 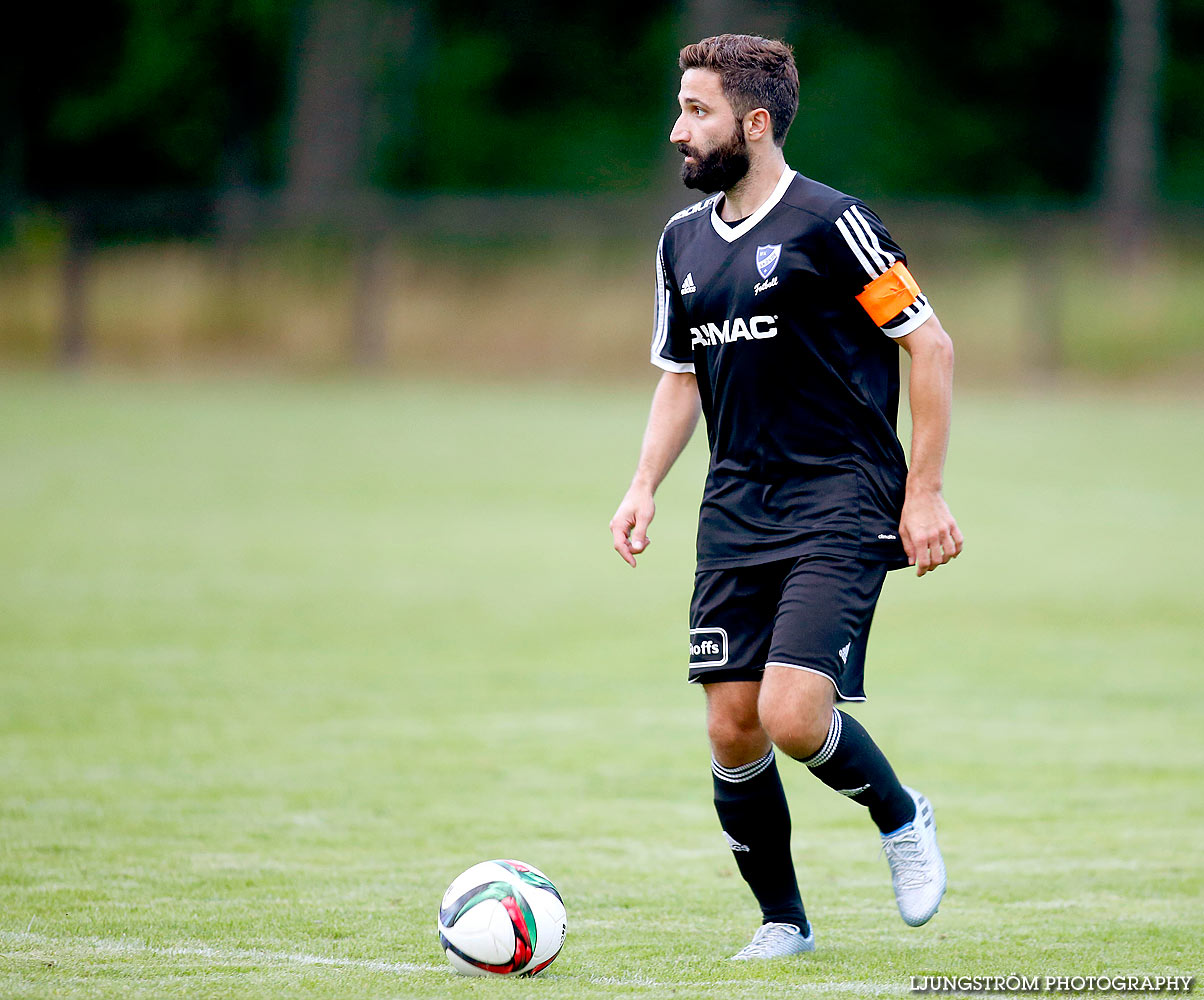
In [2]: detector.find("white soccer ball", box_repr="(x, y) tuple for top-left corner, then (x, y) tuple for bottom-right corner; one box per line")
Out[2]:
(437, 859), (567, 976)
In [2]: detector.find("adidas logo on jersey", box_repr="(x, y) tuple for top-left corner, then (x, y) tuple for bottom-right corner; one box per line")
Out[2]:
(689, 315), (778, 348)
(680, 272), (697, 295)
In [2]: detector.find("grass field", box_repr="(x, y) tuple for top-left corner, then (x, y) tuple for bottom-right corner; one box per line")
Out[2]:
(1, 374), (1201, 998)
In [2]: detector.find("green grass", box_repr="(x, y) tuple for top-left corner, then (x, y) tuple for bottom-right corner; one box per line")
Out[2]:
(1, 374), (1201, 998)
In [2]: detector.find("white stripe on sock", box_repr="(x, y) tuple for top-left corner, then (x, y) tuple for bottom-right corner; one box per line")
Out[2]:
(802, 709), (842, 768)
(712, 749), (775, 783)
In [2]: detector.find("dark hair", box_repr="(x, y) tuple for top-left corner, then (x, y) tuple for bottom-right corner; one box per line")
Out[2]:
(678, 34), (799, 146)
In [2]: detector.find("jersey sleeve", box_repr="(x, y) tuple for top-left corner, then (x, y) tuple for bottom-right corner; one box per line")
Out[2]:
(650, 232), (696, 373)
(826, 203), (934, 338)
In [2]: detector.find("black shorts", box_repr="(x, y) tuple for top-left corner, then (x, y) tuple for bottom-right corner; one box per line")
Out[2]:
(687, 554), (889, 701)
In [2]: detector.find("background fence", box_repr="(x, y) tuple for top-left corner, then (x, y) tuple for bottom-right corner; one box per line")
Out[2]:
(4, 193), (1200, 383)
(3, 0), (1201, 382)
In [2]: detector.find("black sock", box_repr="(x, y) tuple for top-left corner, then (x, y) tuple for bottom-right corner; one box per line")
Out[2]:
(800, 708), (915, 834)
(712, 750), (809, 932)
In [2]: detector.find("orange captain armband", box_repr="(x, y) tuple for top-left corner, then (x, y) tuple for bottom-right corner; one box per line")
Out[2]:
(855, 261), (922, 327)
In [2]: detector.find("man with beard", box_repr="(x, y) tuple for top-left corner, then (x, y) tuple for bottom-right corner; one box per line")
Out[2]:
(609, 34), (962, 960)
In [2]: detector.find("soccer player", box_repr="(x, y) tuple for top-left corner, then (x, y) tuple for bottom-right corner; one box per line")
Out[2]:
(609, 34), (963, 960)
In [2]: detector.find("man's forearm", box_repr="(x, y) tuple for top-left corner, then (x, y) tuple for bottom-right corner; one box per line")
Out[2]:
(897, 315), (961, 575)
(630, 371), (702, 494)
(610, 371), (701, 566)
(904, 320), (955, 494)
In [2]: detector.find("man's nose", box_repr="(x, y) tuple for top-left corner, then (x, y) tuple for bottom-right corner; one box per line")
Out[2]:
(669, 115), (689, 145)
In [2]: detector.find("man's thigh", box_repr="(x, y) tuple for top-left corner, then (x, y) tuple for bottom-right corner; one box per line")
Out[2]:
(688, 560), (791, 685)
(765, 555), (889, 703)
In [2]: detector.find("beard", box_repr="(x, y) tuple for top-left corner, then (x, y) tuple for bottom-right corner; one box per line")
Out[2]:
(679, 123), (750, 193)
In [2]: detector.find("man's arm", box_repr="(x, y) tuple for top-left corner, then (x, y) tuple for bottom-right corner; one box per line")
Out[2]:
(897, 314), (963, 577)
(610, 371), (702, 567)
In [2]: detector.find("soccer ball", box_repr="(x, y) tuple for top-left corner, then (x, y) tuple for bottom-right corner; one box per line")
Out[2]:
(437, 860), (566, 977)
(437, 859), (567, 977)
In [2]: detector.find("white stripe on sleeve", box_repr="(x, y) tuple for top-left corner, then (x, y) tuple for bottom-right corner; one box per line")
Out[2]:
(835, 217), (878, 279)
(849, 205), (896, 268)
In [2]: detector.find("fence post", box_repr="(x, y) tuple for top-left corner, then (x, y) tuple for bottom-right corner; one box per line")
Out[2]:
(351, 227), (390, 368)
(1022, 214), (1063, 379)
(60, 208), (90, 368)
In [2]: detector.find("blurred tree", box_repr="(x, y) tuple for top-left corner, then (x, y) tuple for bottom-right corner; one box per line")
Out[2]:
(284, 0), (374, 218)
(6, 0), (1203, 218)
(1161, 0), (1204, 204)
(784, 2), (1113, 201)
(372, 1), (676, 193)
(1100, 0), (1165, 264)
(16, 0), (292, 199)
(0, 47), (17, 230)
(681, 0), (796, 43)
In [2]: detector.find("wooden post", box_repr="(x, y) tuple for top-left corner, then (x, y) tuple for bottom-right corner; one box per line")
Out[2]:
(351, 228), (390, 368)
(60, 208), (90, 368)
(1022, 215), (1063, 379)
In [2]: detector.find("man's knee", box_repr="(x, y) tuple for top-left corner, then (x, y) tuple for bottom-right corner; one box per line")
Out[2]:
(705, 681), (769, 766)
(758, 668), (835, 759)
(708, 711), (766, 761)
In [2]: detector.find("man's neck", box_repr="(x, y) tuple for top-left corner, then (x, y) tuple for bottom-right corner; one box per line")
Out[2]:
(720, 152), (788, 223)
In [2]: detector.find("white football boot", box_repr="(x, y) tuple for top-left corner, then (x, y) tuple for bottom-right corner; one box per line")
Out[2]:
(881, 786), (946, 926)
(729, 921), (815, 960)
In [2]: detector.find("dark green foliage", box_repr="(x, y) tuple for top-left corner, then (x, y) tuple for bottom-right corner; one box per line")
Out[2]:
(374, 3), (676, 192)
(17, 0), (294, 196)
(785, 2), (1112, 199)
(8, 0), (1204, 203)
(1163, 0), (1204, 200)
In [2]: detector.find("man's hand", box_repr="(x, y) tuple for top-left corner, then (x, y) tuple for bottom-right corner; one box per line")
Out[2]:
(610, 487), (656, 567)
(899, 488), (963, 577)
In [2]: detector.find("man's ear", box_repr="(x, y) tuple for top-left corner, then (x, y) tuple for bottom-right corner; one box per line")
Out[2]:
(744, 108), (773, 142)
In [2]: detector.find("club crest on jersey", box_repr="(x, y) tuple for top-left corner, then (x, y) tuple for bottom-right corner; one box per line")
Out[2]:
(755, 243), (781, 279)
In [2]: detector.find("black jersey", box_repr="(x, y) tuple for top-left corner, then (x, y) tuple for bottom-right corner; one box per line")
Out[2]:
(651, 168), (933, 570)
